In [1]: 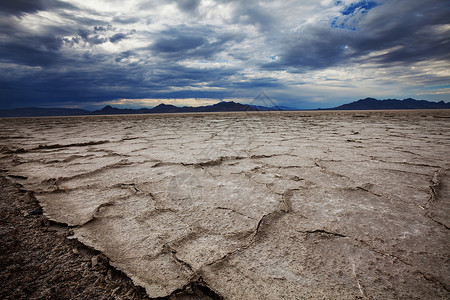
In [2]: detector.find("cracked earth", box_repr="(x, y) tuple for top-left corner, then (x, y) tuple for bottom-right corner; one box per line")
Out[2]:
(1, 110), (449, 299)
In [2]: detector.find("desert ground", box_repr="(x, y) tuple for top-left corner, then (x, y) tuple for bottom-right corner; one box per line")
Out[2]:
(1, 110), (449, 299)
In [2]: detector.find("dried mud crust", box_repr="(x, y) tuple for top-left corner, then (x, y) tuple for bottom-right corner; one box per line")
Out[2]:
(1, 111), (449, 299)
(0, 176), (217, 300)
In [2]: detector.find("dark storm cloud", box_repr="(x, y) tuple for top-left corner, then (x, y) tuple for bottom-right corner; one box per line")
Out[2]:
(145, 64), (238, 88)
(230, 2), (274, 32)
(0, 0), (45, 15)
(151, 34), (205, 53)
(0, 32), (65, 66)
(231, 78), (283, 89)
(0, 0), (77, 16)
(112, 16), (141, 24)
(62, 26), (135, 47)
(352, 0), (450, 65)
(78, 26), (137, 46)
(0, 46), (241, 108)
(77, 28), (108, 45)
(114, 51), (135, 63)
(149, 25), (243, 60)
(0, 3), (110, 67)
(265, 0), (450, 72)
(1, 64), (152, 107)
(263, 27), (352, 71)
(175, 0), (201, 13)
(93, 25), (115, 32)
(110, 33), (127, 43)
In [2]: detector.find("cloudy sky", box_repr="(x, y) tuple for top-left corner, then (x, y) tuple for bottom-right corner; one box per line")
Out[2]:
(0, 0), (449, 109)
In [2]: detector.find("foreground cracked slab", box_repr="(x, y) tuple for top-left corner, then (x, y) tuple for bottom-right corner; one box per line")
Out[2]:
(1, 110), (449, 299)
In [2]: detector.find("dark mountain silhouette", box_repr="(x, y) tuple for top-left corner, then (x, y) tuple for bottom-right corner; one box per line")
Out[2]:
(96, 105), (153, 115)
(149, 103), (182, 113)
(330, 98), (450, 110)
(203, 101), (257, 112)
(2, 98), (448, 117)
(0, 101), (259, 117)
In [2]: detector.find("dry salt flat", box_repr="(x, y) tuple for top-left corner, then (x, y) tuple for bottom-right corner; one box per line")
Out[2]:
(0, 110), (449, 299)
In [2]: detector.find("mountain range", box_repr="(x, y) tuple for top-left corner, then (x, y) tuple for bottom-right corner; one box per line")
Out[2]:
(0, 101), (258, 117)
(0, 98), (449, 117)
(329, 97), (450, 110)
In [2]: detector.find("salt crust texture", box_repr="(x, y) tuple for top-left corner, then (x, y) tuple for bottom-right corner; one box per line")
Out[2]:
(1, 110), (449, 299)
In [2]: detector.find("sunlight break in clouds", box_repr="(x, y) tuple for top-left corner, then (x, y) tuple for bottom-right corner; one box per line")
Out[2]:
(105, 98), (223, 108)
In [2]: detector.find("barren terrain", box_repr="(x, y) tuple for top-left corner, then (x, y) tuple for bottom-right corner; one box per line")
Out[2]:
(1, 110), (449, 299)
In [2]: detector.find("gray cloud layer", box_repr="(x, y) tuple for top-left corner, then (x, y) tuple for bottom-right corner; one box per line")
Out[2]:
(0, 0), (449, 109)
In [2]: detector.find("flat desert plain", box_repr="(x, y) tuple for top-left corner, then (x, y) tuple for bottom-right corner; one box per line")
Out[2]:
(1, 110), (449, 299)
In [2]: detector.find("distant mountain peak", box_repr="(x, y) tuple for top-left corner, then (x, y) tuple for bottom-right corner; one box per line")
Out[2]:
(154, 103), (176, 107)
(330, 98), (450, 110)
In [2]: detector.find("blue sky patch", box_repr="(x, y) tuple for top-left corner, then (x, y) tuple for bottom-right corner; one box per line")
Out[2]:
(331, 0), (379, 30)
(341, 0), (379, 16)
